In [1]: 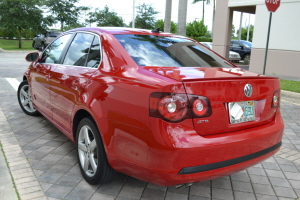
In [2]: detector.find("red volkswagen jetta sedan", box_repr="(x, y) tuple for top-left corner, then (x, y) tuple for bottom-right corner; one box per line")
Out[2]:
(18, 27), (283, 186)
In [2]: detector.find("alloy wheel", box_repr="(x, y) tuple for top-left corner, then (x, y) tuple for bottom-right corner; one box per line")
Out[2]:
(78, 125), (98, 177)
(19, 84), (36, 113)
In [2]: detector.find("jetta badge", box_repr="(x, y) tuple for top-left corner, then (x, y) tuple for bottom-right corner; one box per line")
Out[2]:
(244, 84), (252, 97)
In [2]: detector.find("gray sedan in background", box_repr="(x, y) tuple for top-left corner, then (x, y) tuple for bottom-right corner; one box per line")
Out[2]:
(32, 30), (62, 51)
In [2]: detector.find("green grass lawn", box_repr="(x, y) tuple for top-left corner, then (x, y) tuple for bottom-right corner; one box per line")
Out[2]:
(280, 79), (300, 93)
(0, 39), (35, 50)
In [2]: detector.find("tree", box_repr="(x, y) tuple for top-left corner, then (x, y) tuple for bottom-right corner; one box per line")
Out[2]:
(236, 25), (254, 42)
(192, 0), (211, 22)
(186, 19), (208, 38)
(87, 6), (125, 27)
(177, 0), (188, 36)
(64, 22), (86, 31)
(0, 0), (53, 48)
(192, 0), (216, 37)
(164, 0), (172, 33)
(154, 19), (177, 34)
(232, 24), (236, 38)
(132, 3), (158, 29)
(45, 0), (88, 31)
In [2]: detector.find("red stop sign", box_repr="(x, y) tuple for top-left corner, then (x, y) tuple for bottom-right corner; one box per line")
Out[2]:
(265, 0), (281, 12)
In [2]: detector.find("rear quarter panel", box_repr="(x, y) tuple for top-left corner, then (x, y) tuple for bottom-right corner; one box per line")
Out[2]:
(72, 32), (185, 168)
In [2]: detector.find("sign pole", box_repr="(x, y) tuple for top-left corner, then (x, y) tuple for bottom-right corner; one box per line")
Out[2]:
(262, 12), (272, 75)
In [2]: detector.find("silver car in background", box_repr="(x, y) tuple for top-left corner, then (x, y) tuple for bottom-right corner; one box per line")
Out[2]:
(201, 42), (241, 63)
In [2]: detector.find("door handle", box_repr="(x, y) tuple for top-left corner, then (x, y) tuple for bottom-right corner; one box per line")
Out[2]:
(46, 74), (51, 81)
(72, 79), (81, 90)
(45, 65), (51, 70)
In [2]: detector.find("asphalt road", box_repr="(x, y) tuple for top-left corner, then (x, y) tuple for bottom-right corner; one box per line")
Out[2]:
(0, 52), (32, 92)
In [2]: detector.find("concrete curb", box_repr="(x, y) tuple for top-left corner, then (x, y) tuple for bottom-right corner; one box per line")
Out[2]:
(281, 90), (300, 100)
(0, 106), (47, 200)
(0, 143), (18, 200)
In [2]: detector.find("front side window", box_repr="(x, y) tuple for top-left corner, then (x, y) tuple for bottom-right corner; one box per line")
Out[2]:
(231, 41), (241, 48)
(114, 34), (231, 68)
(241, 41), (252, 48)
(63, 33), (94, 67)
(40, 34), (72, 64)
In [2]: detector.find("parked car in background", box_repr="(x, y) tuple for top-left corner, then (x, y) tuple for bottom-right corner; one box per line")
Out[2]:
(32, 30), (62, 51)
(230, 40), (252, 64)
(19, 27), (283, 187)
(201, 42), (241, 63)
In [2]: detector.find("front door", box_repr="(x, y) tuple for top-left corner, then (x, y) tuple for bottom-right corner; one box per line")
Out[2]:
(31, 34), (73, 119)
(50, 32), (100, 135)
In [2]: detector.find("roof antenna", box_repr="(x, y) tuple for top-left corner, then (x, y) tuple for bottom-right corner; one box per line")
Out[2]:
(152, 27), (160, 33)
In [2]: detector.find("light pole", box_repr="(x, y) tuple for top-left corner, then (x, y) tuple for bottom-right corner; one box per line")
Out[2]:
(132, 0), (135, 28)
(238, 12), (243, 40)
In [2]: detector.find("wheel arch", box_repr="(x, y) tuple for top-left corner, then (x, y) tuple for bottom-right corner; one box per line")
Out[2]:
(243, 53), (251, 59)
(72, 109), (95, 142)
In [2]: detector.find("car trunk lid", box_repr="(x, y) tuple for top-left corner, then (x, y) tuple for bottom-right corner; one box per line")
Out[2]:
(143, 66), (280, 136)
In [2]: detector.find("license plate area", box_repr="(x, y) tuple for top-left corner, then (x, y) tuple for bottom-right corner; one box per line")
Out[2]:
(228, 101), (255, 124)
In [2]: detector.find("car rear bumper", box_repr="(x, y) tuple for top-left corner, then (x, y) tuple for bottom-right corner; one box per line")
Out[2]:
(107, 112), (283, 186)
(178, 141), (281, 175)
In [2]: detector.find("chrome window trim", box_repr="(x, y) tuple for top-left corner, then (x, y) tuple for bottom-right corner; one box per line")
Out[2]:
(43, 30), (103, 69)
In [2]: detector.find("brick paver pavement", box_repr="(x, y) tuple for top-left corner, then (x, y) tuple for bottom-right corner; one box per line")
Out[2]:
(0, 90), (300, 200)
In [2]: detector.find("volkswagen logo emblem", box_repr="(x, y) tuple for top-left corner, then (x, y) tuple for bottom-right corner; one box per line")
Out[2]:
(244, 84), (252, 97)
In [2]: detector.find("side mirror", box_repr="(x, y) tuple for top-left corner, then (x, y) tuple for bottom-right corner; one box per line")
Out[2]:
(25, 52), (40, 62)
(240, 45), (244, 50)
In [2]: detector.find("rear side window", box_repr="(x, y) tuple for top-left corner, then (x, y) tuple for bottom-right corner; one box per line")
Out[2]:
(63, 33), (95, 67)
(86, 37), (101, 68)
(40, 34), (72, 64)
(114, 34), (231, 68)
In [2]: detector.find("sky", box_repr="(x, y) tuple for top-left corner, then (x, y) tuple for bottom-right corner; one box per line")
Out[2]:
(73, 0), (255, 35)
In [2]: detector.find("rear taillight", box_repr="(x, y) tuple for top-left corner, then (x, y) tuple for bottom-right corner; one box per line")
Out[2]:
(150, 93), (188, 122)
(150, 93), (212, 122)
(272, 89), (281, 108)
(190, 95), (212, 118)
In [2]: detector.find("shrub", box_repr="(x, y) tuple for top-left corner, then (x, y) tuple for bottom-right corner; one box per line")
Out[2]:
(189, 36), (212, 42)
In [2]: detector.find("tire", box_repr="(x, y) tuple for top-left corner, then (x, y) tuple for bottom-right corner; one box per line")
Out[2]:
(243, 54), (250, 65)
(32, 41), (35, 49)
(17, 80), (40, 116)
(76, 117), (117, 185)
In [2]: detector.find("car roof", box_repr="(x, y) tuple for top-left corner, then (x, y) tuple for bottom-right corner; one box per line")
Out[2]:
(66, 27), (181, 37)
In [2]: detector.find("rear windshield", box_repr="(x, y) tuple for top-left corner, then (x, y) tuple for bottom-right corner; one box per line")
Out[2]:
(114, 34), (233, 68)
(48, 32), (61, 37)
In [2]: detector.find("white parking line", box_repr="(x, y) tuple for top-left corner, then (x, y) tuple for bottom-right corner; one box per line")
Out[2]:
(5, 78), (20, 91)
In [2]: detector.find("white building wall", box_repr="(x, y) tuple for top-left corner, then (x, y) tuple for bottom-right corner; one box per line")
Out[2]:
(253, 1), (300, 51)
(226, 0), (300, 77)
(229, 0), (297, 7)
(229, 0), (263, 7)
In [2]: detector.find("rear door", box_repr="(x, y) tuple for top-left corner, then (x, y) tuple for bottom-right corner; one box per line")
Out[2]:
(30, 34), (73, 119)
(50, 32), (101, 133)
